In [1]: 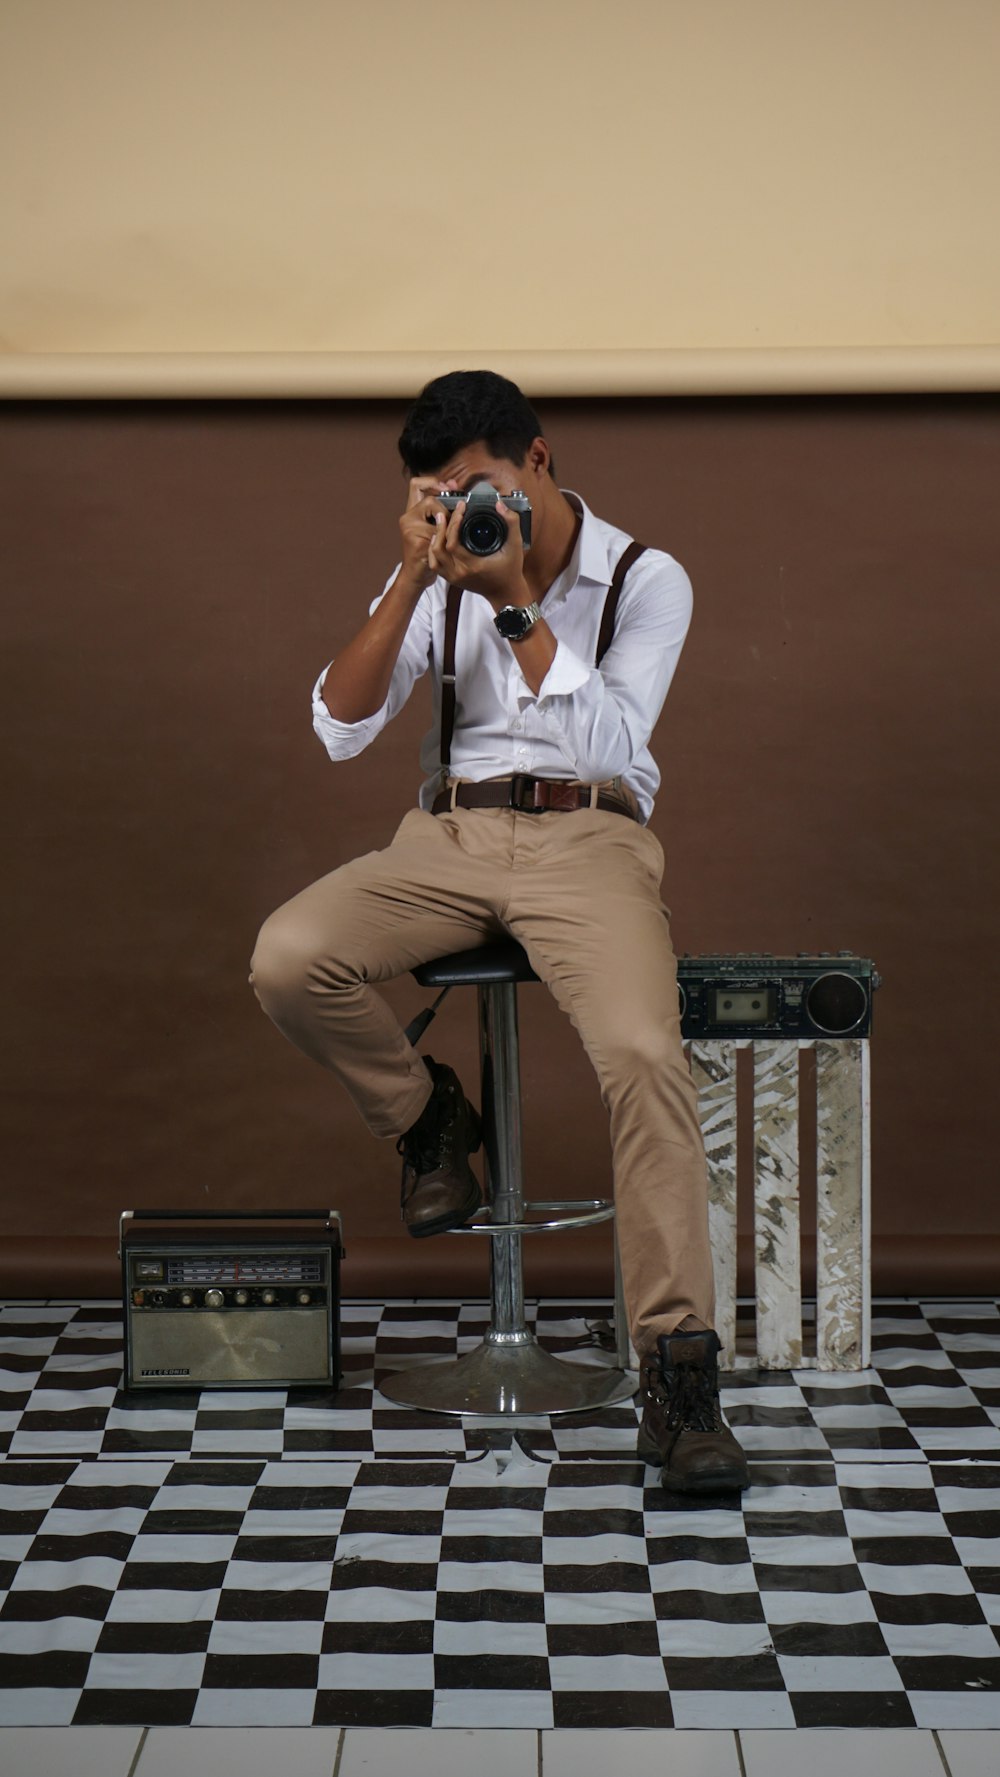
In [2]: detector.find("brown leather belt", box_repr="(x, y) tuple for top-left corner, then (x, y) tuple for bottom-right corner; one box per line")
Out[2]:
(431, 775), (638, 820)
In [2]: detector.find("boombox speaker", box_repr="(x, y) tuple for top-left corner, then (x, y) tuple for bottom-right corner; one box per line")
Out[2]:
(120, 1209), (343, 1391)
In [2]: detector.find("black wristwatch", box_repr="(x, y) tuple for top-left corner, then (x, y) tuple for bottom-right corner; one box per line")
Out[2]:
(494, 601), (543, 642)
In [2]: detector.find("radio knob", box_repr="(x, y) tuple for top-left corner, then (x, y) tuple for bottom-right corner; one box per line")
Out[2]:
(204, 1288), (224, 1309)
(179, 1291), (194, 1307)
(234, 1289), (249, 1306)
(261, 1289), (277, 1305)
(297, 1290), (311, 1305)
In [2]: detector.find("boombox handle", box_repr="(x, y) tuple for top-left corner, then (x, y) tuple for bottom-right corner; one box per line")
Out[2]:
(118, 1208), (344, 1257)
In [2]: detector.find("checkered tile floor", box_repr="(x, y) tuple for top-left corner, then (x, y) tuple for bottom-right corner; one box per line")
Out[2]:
(1, 1298), (999, 1728)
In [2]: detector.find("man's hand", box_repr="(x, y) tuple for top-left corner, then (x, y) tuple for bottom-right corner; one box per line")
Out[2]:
(427, 494), (531, 611)
(396, 475), (462, 597)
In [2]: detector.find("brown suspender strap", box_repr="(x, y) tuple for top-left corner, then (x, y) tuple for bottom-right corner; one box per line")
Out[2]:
(596, 540), (647, 666)
(440, 583), (463, 773)
(439, 540), (647, 772)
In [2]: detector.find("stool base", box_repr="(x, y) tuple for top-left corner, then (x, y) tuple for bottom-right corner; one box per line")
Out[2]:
(379, 1332), (637, 1418)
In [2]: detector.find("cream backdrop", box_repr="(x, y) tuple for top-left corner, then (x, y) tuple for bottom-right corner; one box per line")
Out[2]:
(1, 0), (999, 393)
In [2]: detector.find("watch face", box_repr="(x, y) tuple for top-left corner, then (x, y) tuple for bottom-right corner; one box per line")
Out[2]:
(496, 604), (536, 640)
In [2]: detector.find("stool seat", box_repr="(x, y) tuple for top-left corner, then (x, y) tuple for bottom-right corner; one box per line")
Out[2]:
(413, 939), (540, 989)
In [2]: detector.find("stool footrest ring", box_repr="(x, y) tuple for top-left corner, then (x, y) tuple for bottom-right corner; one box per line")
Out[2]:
(446, 1197), (615, 1235)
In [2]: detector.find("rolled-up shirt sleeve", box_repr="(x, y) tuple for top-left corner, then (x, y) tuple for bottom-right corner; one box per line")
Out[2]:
(514, 553), (693, 783)
(311, 570), (434, 761)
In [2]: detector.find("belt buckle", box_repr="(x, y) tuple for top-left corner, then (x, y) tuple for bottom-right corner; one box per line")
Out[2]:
(510, 773), (542, 812)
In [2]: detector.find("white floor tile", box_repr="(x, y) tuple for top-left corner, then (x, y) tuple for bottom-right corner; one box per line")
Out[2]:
(911, 1693), (1000, 1729)
(759, 1590), (878, 1625)
(431, 1693), (553, 1729)
(656, 1619), (775, 1659)
(317, 1651), (434, 1689)
(879, 1621), (1000, 1659)
(0, 1689), (79, 1727)
(324, 1584), (437, 1621)
(0, 1618), (102, 1654)
(0, 1727), (142, 1777)
(206, 1618), (324, 1656)
(954, 1536), (1000, 1566)
(672, 1692), (795, 1729)
(749, 1537), (860, 1569)
(433, 1617), (548, 1656)
(190, 1693), (320, 1727)
(859, 1562), (975, 1595)
(775, 1654), (904, 1692)
(543, 1591), (655, 1623)
(85, 1650), (207, 1690)
(648, 1559), (758, 1593)
(139, 1726), (342, 1777)
(939, 1729), (1000, 1776)
(740, 1727), (946, 1776)
(339, 1726), (538, 1776)
(542, 1728), (742, 1775)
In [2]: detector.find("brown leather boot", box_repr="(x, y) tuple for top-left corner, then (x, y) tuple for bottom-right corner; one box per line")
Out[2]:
(397, 1056), (483, 1238)
(637, 1328), (750, 1495)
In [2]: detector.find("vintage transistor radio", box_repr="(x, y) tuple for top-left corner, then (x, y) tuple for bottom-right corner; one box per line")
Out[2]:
(120, 1209), (343, 1390)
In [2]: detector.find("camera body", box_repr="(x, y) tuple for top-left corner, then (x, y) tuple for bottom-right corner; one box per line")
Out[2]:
(436, 480), (532, 556)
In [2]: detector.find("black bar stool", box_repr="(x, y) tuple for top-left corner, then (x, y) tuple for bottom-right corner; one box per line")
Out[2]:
(379, 937), (637, 1417)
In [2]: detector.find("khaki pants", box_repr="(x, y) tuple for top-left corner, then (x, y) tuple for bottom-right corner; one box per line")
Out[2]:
(250, 802), (716, 1354)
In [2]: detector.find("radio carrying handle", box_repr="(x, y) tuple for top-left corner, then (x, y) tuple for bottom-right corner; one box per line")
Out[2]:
(118, 1208), (344, 1257)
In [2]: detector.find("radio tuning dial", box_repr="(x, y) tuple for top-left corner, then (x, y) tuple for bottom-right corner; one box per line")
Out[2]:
(204, 1288), (224, 1309)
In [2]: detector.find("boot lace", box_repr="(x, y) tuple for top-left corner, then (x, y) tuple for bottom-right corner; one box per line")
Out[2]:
(644, 1357), (723, 1434)
(396, 1076), (454, 1178)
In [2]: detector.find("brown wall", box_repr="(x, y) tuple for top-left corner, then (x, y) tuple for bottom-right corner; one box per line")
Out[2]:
(1, 396), (998, 1301)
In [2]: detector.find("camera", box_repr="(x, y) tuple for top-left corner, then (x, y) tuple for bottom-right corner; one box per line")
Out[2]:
(436, 480), (532, 556)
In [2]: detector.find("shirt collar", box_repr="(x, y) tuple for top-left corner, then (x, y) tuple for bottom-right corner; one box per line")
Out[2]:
(558, 490), (614, 593)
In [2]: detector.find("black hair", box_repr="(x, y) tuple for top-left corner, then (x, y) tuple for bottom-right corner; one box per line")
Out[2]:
(397, 369), (553, 477)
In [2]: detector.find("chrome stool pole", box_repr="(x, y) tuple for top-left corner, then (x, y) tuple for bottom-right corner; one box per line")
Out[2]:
(380, 940), (637, 1418)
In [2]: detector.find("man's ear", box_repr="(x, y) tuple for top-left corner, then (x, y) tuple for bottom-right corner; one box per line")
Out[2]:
(525, 436), (550, 480)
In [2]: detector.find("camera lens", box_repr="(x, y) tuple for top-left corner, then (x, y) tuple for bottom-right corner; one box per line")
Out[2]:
(461, 512), (505, 555)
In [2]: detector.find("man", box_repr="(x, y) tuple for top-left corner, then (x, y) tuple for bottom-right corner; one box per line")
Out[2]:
(251, 370), (749, 1496)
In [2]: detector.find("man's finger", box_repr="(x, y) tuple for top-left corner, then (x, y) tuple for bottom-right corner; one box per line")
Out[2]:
(407, 478), (441, 511)
(495, 498), (524, 553)
(407, 475), (458, 510)
(427, 509), (448, 571)
(444, 498), (466, 552)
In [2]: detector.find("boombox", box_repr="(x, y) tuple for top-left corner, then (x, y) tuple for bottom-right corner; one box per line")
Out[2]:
(120, 1209), (343, 1391)
(677, 953), (878, 1040)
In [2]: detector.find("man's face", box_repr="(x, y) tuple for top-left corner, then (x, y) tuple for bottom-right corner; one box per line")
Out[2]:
(428, 439), (549, 503)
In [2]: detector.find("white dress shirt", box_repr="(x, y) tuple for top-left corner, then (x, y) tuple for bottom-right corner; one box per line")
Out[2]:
(311, 492), (693, 824)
